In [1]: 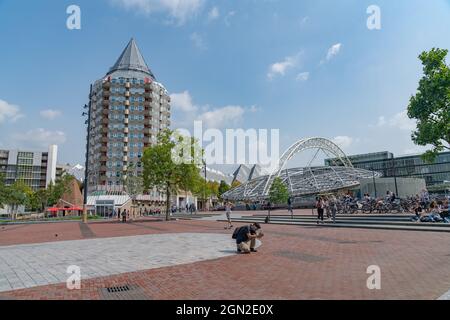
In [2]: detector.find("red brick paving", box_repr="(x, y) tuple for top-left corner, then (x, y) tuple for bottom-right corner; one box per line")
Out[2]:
(1, 217), (450, 300)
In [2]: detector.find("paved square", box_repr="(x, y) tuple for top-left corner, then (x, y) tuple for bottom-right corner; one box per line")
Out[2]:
(1, 217), (450, 300)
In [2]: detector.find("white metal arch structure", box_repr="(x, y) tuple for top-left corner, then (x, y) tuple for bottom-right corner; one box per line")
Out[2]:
(261, 137), (353, 196)
(221, 137), (382, 201)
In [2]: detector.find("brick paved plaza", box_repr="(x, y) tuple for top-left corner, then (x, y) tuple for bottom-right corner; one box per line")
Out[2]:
(0, 213), (450, 300)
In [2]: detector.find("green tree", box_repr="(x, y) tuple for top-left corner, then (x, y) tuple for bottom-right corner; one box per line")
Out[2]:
(142, 130), (202, 221)
(231, 180), (241, 189)
(5, 181), (33, 219)
(47, 175), (74, 207)
(218, 180), (231, 200)
(408, 48), (450, 162)
(123, 161), (144, 212)
(267, 177), (289, 221)
(177, 136), (204, 209)
(33, 188), (50, 213)
(0, 174), (8, 209)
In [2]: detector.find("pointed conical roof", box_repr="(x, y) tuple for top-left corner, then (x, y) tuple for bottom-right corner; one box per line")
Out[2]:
(107, 38), (156, 79)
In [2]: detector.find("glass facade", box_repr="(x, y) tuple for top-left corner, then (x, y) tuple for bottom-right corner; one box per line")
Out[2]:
(325, 151), (450, 192)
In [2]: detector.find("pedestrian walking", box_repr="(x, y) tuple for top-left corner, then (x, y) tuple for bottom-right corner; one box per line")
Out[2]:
(330, 195), (337, 224)
(316, 197), (325, 224)
(287, 196), (294, 219)
(224, 202), (233, 229)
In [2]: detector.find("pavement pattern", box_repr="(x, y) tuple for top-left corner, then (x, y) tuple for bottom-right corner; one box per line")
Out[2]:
(0, 233), (237, 293)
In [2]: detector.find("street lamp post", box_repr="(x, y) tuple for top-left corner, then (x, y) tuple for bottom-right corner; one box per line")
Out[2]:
(203, 159), (207, 212)
(392, 159), (399, 196)
(82, 85), (93, 224)
(372, 167), (377, 199)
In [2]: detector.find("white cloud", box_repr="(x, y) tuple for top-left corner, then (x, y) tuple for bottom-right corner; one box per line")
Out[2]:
(207, 6), (219, 21)
(0, 99), (24, 123)
(40, 109), (62, 120)
(321, 43), (342, 64)
(296, 72), (310, 82)
(190, 32), (207, 50)
(375, 110), (416, 131)
(376, 116), (386, 127)
(224, 11), (236, 26)
(268, 53), (301, 80)
(12, 128), (66, 149)
(110, 0), (204, 25)
(249, 105), (259, 113)
(198, 106), (245, 129)
(171, 90), (255, 129)
(332, 136), (354, 149)
(388, 110), (416, 131)
(170, 91), (197, 112)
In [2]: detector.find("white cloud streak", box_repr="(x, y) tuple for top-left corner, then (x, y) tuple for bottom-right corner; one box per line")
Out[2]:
(197, 105), (245, 129)
(320, 43), (342, 64)
(375, 110), (416, 131)
(170, 91), (254, 129)
(0, 99), (24, 123)
(190, 32), (207, 50)
(268, 52), (302, 80)
(296, 72), (310, 82)
(40, 109), (62, 120)
(170, 91), (198, 112)
(207, 6), (219, 21)
(12, 128), (66, 149)
(110, 0), (204, 25)
(332, 136), (354, 149)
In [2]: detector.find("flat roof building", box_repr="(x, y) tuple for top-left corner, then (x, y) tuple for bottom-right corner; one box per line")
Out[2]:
(325, 151), (450, 193)
(0, 145), (58, 190)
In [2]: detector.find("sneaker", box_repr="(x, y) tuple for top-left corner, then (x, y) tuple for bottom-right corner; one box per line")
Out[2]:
(250, 248), (258, 253)
(237, 248), (242, 253)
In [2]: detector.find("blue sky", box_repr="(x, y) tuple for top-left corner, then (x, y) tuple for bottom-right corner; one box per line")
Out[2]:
(0, 0), (450, 170)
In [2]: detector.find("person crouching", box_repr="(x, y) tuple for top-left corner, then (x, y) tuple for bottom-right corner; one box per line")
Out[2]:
(235, 222), (264, 253)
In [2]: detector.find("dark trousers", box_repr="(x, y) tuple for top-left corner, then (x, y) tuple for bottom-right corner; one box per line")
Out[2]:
(317, 208), (324, 221)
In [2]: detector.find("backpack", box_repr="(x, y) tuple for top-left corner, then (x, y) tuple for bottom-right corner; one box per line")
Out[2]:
(232, 227), (243, 239)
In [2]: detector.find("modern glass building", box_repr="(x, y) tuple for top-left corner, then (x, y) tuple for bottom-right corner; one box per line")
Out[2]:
(0, 145), (58, 190)
(87, 38), (171, 191)
(325, 151), (450, 192)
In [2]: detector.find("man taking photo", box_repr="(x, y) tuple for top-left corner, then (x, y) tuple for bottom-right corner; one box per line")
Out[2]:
(234, 222), (264, 254)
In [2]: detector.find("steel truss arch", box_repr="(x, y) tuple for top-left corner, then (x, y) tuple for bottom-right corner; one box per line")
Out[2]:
(222, 137), (382, 201)
(261, 137), (353, 196)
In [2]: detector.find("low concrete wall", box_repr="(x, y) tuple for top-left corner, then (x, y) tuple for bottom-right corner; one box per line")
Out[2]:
(359, 177), (426, 198)
(0, 205), (26, 216)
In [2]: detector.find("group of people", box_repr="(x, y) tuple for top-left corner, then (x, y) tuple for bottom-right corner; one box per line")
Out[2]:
(169, 203), (197, 214)
(412, 195), (449, 223)
(315, 195), (338, 224)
